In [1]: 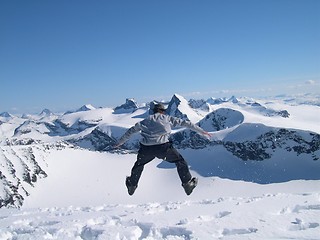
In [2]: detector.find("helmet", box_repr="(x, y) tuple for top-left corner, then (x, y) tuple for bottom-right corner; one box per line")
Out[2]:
(153, 103), (166, 113)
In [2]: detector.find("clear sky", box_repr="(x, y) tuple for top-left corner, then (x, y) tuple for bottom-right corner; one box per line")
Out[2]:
(1, 0), (319, 114)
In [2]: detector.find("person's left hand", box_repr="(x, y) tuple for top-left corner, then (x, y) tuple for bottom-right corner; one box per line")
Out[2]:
(202, 131), (212, 140)
(113, 143), (122, 148)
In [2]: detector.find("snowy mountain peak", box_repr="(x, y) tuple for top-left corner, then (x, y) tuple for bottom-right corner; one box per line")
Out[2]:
(166, 94), (182, 113)
(229, 95), (239, 103)
(77, 104), (96, 112)
(114, 98), (138, 113)
(166, 94), (202, 122)
(0, 111), (13, 118)
(39, 108), (54, 116)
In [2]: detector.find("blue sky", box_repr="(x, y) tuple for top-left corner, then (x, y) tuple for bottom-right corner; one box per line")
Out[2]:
(1, 0), (319, 114)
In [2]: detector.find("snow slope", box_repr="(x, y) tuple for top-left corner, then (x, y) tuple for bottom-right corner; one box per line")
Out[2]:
(1, 148), (320, 239)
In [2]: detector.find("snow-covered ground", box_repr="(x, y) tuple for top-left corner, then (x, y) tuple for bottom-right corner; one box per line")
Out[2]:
(1, 148), (319, 240)
(1, 190), (320, 239)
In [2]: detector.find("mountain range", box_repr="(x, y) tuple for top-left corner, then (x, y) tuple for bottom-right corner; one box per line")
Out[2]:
(0, 93), (320, 208)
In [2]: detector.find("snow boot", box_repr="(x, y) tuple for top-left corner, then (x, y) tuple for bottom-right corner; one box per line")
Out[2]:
(182, 177), (198, 195)
(125, 177), (137, 196)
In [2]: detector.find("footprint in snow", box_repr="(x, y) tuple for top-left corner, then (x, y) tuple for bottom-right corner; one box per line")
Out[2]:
(279, 204), (320, 215)
(222, 227), (258, 236)
(195, 215), (215, 222)
(293, 204), (320, 213)
(159, 226), (192, 240)
(289, 218), (319, 231)
(215, 211), (231, 218)
(136, 221), (192, 240)
(80, 226), (104, 240)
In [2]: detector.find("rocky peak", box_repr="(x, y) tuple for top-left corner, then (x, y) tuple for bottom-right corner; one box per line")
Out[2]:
(77, 104), (96, 112)
(206, 96), (239, 105)
(166, 94), (191, 120)
(188, 99), (207, 109)
(198, 108), (244, 131)
(114, 98), (138, 113)
(0, 112), (13, 118)
(39, 108), (54, 117)
(229, 96), (239, 103)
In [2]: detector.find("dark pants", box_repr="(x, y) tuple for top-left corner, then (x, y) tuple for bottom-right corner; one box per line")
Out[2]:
(127, 142), (192, 186)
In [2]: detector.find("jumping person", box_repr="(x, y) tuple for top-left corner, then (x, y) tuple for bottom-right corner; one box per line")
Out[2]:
(115, 103), (211, 196)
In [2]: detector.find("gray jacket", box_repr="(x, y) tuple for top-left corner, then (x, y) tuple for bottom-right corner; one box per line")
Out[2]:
(118, 113), (207, 146)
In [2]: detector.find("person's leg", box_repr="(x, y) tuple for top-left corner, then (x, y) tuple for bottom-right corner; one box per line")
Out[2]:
(127, 144), (155, 187)
(163, 143), (192, 184)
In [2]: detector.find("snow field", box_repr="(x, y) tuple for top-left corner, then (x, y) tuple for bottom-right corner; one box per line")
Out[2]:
(0, 192), (319, 239)
(0, 148), (317, 239)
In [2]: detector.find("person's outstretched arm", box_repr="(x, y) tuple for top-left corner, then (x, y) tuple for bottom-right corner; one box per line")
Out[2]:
(169, 116), (212, 138)
(114, 122), (141, 148)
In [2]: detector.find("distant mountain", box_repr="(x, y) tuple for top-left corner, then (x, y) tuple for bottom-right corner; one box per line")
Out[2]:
(76, 104), (96, 112)
(166, 94), (203, 122)
(14, 120), (51, 136)
(206, 96), (239, 105)
(188, 99), (210, 111)
(171, 123), (319, 161)
(114, 98), (138, 113)
(198, 108), (244, 131)
(63, 104), (96, 115)
(0, 93), (319, 208)
(223, 123), (320, 161)
(0, 112), (13, 118)
(243, 100), (290, 118)
(39, 108), (53, 116)
(276, 93), (320, 106)
(0, 112), (14, 125)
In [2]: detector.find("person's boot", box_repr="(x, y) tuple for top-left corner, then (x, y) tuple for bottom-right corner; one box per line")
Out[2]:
(125, 176), (137, 196)
(182, 177), (198, 195)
